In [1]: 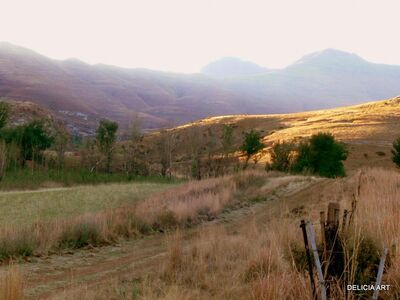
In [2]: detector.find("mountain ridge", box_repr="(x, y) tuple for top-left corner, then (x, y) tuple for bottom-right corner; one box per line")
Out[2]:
(1, 42), (399, 135)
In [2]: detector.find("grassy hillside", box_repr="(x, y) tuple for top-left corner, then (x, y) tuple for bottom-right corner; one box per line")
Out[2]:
(154, 96), (400, 173)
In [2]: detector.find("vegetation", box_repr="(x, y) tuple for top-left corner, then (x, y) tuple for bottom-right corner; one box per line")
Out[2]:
(0, 171), (277, 261)
(96, 119), (118, 173)
(222, 124), (234, 156)
(292, 133), (347, 178)
(268, 141), (296, 172)
(392, 137), (400, 167)
(240, 129), (265, 169)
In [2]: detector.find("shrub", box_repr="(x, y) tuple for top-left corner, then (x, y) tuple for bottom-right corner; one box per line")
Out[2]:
(269, 141), (296, 172)
(0, 230), (37, 260)
(58, 222), (102, 249)
(392, 137), (400, 167)
(292, 133), (348, 178)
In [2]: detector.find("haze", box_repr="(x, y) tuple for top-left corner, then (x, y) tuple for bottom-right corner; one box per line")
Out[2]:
(1, 0), (399, 73)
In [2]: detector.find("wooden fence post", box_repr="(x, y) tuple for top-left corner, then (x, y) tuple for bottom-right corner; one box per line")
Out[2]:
(306, 221), (327, 300)
(372, 247), (388, 300)
(300, 220), (316, 299)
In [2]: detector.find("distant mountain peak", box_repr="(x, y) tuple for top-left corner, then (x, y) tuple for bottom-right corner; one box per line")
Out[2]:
(293, 48), (366, 67)
(201, 57), (268, 78)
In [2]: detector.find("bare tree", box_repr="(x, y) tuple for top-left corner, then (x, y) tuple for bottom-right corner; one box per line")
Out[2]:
(122, 115), (143, 176)
(0, 141), (7, 181)
(158, 129), (174, 177)
(185, 126), (203, 180)
(54, 130), (69, 170)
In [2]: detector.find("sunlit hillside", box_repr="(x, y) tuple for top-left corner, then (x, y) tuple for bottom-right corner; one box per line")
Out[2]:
(158, 96), (400, 173)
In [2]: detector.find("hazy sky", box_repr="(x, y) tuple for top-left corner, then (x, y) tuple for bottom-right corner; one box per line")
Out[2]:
(1, 0), (399, 72)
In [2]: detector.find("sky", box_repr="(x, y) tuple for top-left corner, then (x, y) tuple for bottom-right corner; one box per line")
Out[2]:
(0, 0), (399, 73)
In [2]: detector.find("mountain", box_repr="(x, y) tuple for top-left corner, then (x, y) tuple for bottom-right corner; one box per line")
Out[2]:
(220, 49), (400, 112)
(201, 57), (269, 78)
(0, 42), (265, 135)
(0, 43), (399, 135)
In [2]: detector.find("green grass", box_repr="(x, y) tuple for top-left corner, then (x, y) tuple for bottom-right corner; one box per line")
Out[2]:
(0, 169), (178, 191)
(0, 181), (179, 227)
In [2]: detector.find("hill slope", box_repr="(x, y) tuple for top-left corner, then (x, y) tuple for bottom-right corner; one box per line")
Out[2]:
(160, 96), (400, 172)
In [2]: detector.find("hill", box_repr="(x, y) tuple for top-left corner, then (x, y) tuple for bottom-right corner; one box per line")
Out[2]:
(158, 96), (400, 173)
(201, 57), (269, 78)
(1, 43), (400, 134)
(1, 99), (67, 136)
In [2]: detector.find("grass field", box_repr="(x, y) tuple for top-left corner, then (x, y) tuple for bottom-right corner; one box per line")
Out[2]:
(0, 181), (179, 227)
(0, 169), (178, 191)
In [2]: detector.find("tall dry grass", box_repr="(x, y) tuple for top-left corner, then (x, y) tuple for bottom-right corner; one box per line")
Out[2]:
(141, 220), (312, 300)
(348, 168), (400, 299)
(126, 168), (400, 300)
(0, 265), (23, 300)
(0, 170), (274, 262)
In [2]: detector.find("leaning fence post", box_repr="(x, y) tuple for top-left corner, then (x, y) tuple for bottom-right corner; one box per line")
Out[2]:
(300, 220), (316, 299)
(372, 246), (388, 300)
(306, 221), (327, 300)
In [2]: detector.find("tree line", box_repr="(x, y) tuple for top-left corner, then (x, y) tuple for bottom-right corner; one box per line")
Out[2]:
(2, 99), (400, 182)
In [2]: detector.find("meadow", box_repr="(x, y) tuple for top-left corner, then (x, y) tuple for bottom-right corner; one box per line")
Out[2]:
(44, 168), (400, 300)
(0, 181), (178, 227)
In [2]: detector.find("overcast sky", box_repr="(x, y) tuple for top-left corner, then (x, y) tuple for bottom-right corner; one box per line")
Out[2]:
(1, 0), (399, 73)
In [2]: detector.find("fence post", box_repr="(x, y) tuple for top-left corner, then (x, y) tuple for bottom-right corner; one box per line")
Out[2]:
(300, 220), (316, 299)
(306, 221), (327, 300)
(372, 247), (388, 300)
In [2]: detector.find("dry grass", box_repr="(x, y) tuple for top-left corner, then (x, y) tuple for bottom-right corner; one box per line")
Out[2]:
(101, 167), (400, 300)
(151, 96), (400, 174)
(6, 167), (400, 299)
(0, 171), (281, 261)
(140, 220), (311, 300)
(0, 264), (23, 300)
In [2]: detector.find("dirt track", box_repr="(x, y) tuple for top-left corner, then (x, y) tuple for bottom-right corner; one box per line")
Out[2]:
(7, 176), (330, 299)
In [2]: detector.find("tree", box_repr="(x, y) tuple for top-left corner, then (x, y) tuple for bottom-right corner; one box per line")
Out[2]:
(122, 116), (143, 177)
(158, 129), (174, 177)
(0, 102), (10, 130)
(96, 119), (118, 173)
(240, 130), (265, 169)
(19, 120), (54, 166)
(54, 130), (69, 170)
(0, 102), (10, 180)
(392, 137), (400, 168)
(222, 124), (234, 157)
(269, 141), (296, 172)
(81, 138), (101, 173)
(293, 132), (347, 178)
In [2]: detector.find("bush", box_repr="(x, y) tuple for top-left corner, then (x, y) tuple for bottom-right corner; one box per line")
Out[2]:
(0, 230), (37, 260)
(292, 133), (348, 178)
(269, 141), (296, 172)
(58, 222), (102, 249)
(392, 137), (400, 167)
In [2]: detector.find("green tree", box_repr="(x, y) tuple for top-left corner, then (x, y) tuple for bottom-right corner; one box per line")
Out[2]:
(96, 119), (118, 173)
(0, 101), (10, 130)
(391, 137), (400, 168)
(240, 130), (265, 169)
(18, 120), (54, 166)
(293, 132), (347, 178)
